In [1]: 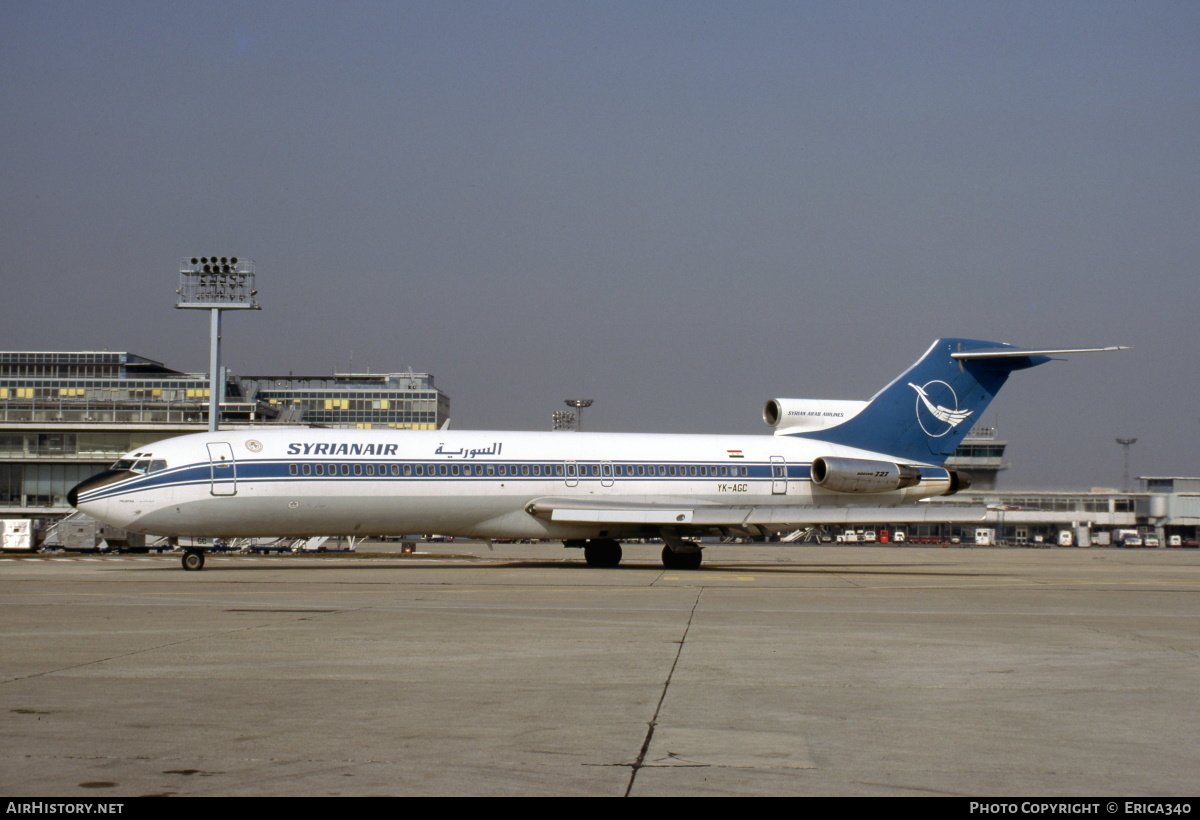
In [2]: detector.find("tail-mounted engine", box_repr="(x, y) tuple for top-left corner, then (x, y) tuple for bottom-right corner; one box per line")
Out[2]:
(810, 456), (972, 496)
(946, 468), (972, 494)
(811, 456), (921, 493)
(764, 399), (867, 434)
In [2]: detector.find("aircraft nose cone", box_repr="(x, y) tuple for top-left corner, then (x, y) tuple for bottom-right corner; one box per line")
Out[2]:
(67, 470), (125, 510)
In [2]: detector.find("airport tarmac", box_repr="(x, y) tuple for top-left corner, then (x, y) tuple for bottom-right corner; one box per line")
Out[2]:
(2, 543), (1199, 797)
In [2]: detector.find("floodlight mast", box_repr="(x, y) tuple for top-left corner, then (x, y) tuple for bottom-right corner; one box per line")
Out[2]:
(175, 257), (260, 432)
(564, 399), (593, 432)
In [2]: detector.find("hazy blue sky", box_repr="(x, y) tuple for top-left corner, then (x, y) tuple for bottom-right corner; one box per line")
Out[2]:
(2, 1), (1197, 489)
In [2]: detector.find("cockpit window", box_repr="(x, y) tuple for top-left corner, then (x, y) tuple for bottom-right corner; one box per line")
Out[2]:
(109, 458), (165, 474)
(105, 458), (165, 477)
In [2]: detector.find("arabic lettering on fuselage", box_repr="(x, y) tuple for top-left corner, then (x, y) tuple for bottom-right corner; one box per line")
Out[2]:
(285, 442), (504, 458)
(434, 442), (503, 458)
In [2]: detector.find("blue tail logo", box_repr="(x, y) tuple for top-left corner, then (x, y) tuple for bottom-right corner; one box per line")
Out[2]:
(909, 380), (973, 437)
(790, 338), (1059, 465)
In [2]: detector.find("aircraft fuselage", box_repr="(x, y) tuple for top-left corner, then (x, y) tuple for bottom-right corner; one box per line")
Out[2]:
(69, 427), (953, 540)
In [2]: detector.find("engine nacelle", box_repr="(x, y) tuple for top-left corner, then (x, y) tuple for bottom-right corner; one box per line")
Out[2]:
(763, 399), (867, 433)
(811, 456), (922, 494)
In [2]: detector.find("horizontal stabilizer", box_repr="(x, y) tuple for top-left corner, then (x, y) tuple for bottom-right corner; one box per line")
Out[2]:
(951, 345), (1128, 360)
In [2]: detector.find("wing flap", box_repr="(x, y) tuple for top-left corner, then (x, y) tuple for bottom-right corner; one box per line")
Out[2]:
(548, 508), (694, 525)
(527, 497), (986, 527)
(717, 505), (987, 525)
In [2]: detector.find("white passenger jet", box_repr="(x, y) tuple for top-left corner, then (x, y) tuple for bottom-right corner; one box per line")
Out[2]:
(69, 338), (1123, 570)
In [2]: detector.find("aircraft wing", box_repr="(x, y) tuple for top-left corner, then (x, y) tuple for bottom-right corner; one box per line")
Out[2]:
(524, 497), (987, 527)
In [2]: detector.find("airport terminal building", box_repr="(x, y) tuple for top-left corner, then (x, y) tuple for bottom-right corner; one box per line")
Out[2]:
(917, 478), (1199, 548)
(0, 351), (448, 517)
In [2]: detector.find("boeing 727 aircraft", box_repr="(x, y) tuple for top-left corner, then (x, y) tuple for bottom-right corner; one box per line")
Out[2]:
(69, 338), (1123, 570)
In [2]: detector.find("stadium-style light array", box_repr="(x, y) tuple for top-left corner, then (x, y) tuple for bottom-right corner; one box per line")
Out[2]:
(175, 256), (261, 431)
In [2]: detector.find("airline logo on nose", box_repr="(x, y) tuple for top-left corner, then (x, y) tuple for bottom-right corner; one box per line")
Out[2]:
(909, 381), (972, 437)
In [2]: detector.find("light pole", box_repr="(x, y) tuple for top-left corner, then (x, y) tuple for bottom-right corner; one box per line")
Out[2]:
(564, 399), (593, 432)
(176, 257), (260, 431)
(1116, 437), (1137, 492)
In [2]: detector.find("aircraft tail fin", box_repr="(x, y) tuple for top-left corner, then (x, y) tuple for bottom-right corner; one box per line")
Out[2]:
(790, 339), (1126, 465)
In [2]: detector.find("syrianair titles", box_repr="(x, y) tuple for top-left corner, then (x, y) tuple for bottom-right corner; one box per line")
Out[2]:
(283, 441), (504, 458)
(69, 338), (1125, 571)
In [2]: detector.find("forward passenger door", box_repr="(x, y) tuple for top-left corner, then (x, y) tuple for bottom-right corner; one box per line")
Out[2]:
(207, 442), (237, 496)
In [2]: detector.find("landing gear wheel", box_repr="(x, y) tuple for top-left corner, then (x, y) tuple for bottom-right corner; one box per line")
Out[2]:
(662, 544), (702, 570)
(182, 549), (205, 572)
(584, 539), (622, 568)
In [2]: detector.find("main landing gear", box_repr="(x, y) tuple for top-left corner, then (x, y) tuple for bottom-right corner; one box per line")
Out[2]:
(583, 538), (622, 568)
(570, 538), (705, 569)
(661, 543), (702, 570)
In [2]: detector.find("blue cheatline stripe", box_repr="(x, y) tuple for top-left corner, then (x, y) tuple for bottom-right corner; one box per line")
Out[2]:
(78, 459), (819, 503)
